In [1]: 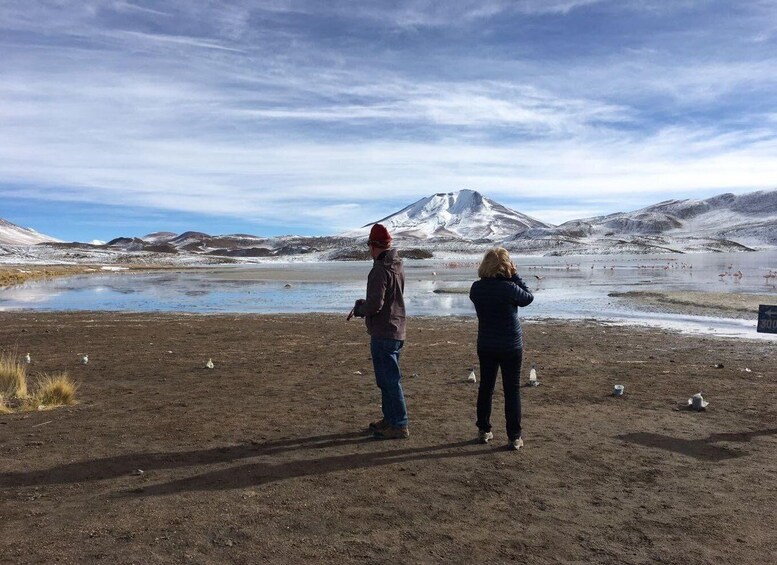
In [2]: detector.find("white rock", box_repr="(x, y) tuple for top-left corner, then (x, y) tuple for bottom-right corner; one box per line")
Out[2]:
(205, 358), (214, 369)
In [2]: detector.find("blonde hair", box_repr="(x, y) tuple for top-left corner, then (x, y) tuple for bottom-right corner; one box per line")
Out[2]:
(478, 247), (515, 279)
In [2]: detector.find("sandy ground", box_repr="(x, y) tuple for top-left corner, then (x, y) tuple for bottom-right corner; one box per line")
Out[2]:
(609, 290), (776, 319)
(1, 312), (776, 564)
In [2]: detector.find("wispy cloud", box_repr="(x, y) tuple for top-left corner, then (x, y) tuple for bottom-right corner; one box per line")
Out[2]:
(114, 2), (174, 18)
(115, 30), (246, 52)
(1, 1), (776, 238)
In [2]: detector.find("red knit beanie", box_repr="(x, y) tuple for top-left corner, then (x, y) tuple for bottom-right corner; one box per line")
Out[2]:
(368, 223), (392, 247)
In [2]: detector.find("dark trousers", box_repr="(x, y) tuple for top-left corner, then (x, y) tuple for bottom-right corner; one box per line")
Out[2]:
(476, 348), (522, 441)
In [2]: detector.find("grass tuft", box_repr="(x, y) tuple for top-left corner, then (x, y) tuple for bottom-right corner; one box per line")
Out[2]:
(0, 350), (28, 399)
(33, 372), (78, 408)
(0, 392), (11, 414)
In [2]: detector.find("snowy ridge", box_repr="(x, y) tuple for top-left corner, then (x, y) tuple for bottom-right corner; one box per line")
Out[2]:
(0, 218), (59, 245)
(142, 232), (178, 244)
(553, 191), (777, 242)
(342, 189), (550, 241)
(499, 189), (777, 255)
(2, 189), (776, 264)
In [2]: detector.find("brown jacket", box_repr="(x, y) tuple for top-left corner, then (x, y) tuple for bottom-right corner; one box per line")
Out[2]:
(357, 247), (406, 340)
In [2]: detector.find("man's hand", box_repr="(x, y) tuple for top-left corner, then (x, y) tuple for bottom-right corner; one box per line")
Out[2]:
(351, 299), (367, 318)
(353, 298), (366, 318)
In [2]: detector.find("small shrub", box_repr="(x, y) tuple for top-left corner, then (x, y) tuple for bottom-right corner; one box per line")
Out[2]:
(34, 372), (78, 408)
(0, 392), (11, 414)
(0, 351), (28, 399)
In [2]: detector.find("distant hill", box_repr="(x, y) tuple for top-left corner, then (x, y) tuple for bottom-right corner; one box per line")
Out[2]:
(342, 189), (550, 241)
(0, 218), (59, 245)
(516, 190), (777, 254)
(4, 189), (776, 261)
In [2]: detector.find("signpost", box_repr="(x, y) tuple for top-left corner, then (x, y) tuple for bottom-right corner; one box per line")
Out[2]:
(757, 305), (777, 334)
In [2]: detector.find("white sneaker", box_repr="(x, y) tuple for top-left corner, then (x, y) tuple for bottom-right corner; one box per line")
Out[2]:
(478, 430), (494, 444)
(509, 437), (524, 451)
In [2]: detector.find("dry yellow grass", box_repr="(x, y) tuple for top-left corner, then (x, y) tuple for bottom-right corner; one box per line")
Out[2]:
(33, 372), (78, 408)
(0, 266), (93, 287)
(0, 264), (196, 288)
(0, 354), (78, 414)
(0, 351), (28, 399)
(0, 392), (11, 414)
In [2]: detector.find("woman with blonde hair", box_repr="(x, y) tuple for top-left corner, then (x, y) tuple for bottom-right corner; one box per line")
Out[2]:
(469, 247), (533, 450)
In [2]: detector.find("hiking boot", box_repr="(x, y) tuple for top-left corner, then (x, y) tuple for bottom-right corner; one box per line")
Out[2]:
(368, 418), (390, 432)
(374, 426), (410, 440)
(478, 430), (494, 444)
(508, 437), (524, 451)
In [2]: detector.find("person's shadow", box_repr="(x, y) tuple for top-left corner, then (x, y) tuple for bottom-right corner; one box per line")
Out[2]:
(121, 438), (489, 497)
(617, 428), (777, 462)
(1, 431), (491, 496)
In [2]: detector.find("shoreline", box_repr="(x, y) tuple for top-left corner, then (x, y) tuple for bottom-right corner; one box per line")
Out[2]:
(0, 310), (770, 344)
(609, 289), (775, 319)
(0, 263), (203, 288)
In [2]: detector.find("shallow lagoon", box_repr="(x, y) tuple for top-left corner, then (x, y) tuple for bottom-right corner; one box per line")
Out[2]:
(1, 251), (775, 339)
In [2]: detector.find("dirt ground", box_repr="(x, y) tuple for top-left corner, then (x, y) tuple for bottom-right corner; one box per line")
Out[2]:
(1, 312), (776, 564)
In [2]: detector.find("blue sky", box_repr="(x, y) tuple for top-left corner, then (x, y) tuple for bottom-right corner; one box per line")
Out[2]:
(1, 0), (776, 242)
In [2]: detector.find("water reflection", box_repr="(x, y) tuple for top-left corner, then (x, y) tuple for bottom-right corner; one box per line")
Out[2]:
(1, 251), (775, 339)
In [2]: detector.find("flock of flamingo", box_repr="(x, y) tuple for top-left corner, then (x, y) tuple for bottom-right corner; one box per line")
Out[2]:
(439, 259), (776, 284)
(518, 262), (777, 284)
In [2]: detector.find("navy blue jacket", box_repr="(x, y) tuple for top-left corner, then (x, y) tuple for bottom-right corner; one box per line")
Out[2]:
(469, 274), (534, 351)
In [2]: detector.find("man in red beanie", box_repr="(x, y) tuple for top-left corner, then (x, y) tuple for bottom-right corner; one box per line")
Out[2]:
(350, 223), (408, 439)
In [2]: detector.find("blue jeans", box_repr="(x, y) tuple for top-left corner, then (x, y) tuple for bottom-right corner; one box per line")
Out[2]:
(370, 337), (408, 428)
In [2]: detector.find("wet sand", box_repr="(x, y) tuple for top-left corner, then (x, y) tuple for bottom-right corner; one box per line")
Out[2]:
(1, 311), (775, 564)
(610, 290), (776, 319)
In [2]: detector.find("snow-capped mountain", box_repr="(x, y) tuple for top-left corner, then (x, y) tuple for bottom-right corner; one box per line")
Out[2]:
(0, 218), (59, 245)
(502, 189), (777, 254)
(3, 189), (776, 265)
(556, 191), (776, 236)
(550, 191), (777, 245)
(343, 189), (550, 241)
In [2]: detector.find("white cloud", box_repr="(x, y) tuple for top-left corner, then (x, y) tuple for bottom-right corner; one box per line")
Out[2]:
(114, 30), (246, 52)
(1, 0), (776, 235)
(3, 122), (776, 231)
(114, 2), (174, 18)
(231, 81), (630, 134)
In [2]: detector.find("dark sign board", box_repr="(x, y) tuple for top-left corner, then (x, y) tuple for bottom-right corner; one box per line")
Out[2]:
(757, 305), (777, 334)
